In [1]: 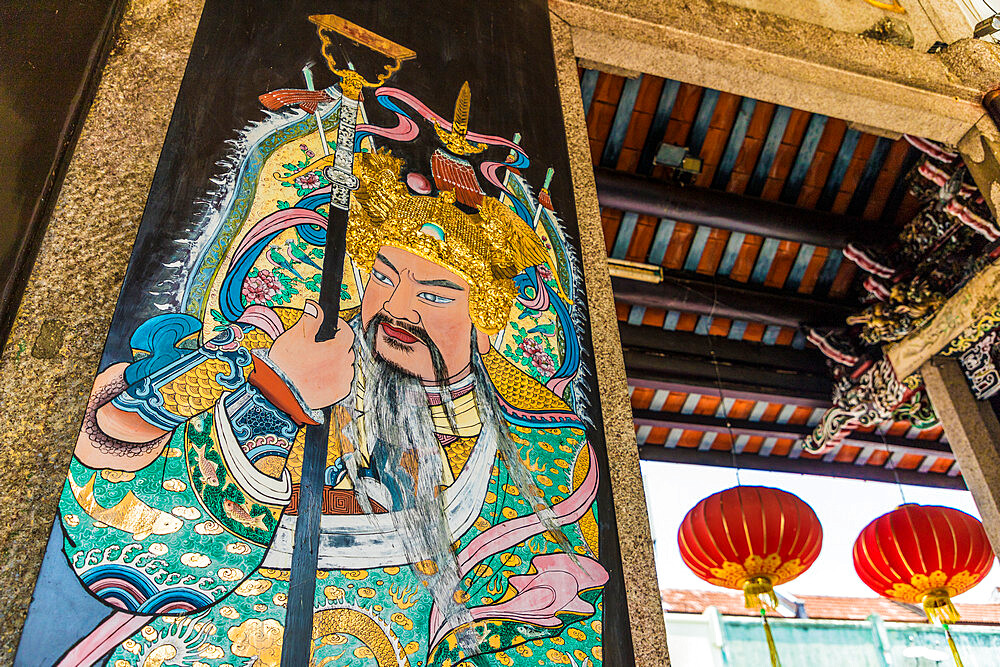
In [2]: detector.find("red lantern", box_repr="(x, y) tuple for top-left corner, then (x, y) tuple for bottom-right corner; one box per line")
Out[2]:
(678, 486), (823, 609)
(853, 504), (994, 624)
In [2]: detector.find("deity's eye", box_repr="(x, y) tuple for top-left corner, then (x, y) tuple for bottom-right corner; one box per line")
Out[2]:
(418, 292), (454, 304)
(371, 268), (394, 286)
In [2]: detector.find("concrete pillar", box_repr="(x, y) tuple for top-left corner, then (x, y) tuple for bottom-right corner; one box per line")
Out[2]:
(958, 115), (1000, 221)
(920, 357), (1000, 554)
(551, 14), (672, 666)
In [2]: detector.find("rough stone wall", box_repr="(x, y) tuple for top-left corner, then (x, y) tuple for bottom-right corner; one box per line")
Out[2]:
(551, 13), (671, 665)
(0, 0), (204, 659)
(722, 0), (974, 51)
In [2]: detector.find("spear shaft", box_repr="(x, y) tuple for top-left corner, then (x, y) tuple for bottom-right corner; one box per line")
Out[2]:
(280, 82), (357, 666)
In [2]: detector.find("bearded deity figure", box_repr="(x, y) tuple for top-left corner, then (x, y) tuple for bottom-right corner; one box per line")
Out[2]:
(56, 63), (606, 665)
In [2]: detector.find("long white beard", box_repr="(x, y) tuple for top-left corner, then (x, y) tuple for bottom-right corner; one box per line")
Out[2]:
(338, 317), (479, 647)
(336, 316), (573, 654)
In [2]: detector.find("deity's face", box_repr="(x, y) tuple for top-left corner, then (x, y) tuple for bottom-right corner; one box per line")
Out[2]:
(360, 245), (487, 382)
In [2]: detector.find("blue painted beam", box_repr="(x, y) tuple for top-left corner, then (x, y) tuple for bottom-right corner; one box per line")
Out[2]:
(710, 97), (756, 190)
(647, 218), (677, 265)
(791, 329), (807, 349)
(610, 211), (640, 259)
(815, 248), (845, 294)
(784, 243), (817, 290)
(716, 231), (746, 276)
(744, 105), (792, 198)
(600, 75), (643, 168)
(762, 325), (782, 345)
(663, 310), (681, 331)
(749, 238), (781, 284)
(580, 68), (599, 116)
(815, 128), (861, 211)
(637, 79), (681, 176)
(682, 225), (714, 272)
(779, 113), (828, 204)
(694, 315), (713, 336)
(627, 306), (647, 325)
(686, 88), (720, 157)
(727, 320), (748, 340)
(847, 136), (892, 217)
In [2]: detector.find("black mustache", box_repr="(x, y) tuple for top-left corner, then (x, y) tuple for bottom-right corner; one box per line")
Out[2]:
(366, 313), (434, 348)
(365, 312), (453, 387)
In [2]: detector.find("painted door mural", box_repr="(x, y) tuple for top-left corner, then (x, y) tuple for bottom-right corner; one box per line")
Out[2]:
(18, 2), (633, 666)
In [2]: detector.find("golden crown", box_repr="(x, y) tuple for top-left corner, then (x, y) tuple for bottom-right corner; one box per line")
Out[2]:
(347, 149), (549, 334)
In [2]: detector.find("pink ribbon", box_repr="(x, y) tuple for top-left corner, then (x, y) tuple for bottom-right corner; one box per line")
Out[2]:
(228, 206), (328, 271)
(429, 444), (602, 646)
(56, 611), (152, 667)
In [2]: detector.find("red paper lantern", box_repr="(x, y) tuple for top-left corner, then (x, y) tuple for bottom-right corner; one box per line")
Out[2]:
(853, 504), (995, 623)
(678, 486), (823, 609)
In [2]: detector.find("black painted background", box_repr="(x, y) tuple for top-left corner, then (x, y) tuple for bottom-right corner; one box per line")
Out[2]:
(20, 2), (636, 664)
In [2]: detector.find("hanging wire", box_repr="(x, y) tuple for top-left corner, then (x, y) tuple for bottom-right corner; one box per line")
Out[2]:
(704, 278), (744, 487)
(877, 426), (909, 505)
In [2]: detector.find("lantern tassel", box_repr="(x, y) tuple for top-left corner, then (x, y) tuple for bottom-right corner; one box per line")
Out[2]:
(744, 575), (778, 610)
(923, 589), (960, 625)
(760, 608), (782, 667)
(944, 624), (965, 667)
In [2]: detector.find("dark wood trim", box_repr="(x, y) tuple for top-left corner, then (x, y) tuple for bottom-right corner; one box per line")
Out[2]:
(0, 0), (127, 349)
(632, 409), (953, 458)
(639, 444), (966, 490)
(621, 323), (833, 404)
(619, 323), (829, 373)
(594, 168), (883, 247)
(613, 273), (854, 328)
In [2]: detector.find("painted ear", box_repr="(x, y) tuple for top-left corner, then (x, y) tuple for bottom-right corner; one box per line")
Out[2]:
(475, 327), (492, 355)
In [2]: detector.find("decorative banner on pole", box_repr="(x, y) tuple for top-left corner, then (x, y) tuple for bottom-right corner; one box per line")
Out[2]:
(17, 2), (635, 666)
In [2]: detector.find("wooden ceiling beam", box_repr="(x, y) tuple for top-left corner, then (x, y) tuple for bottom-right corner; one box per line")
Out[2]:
(632, 408), (953, 458)
(624, 357), (831, 406)
(613, 273), (854, 328)
(620, 323), (829, 374)
(622, 323), (834, 405)
(595, 168), (885, 247)
(638, 444), (965, 490)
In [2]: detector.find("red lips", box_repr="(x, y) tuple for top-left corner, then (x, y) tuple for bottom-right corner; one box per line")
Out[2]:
(380, 322), (419, 344)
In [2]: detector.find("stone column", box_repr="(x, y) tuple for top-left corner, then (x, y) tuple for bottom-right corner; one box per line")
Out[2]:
(957, 115), (1000, 221)
(550, 13), (671, 666)
(944, 39), (1000, 219)
(920, 357), (1000, 554)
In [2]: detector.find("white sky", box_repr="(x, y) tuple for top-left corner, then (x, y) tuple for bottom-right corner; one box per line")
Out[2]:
(639, 460), (1000, 605)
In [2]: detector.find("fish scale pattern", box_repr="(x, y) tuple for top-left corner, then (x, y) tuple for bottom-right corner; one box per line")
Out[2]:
(159, 330), (275, 417)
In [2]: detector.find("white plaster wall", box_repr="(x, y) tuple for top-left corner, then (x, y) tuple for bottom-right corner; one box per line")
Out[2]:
(664, 611), (727, 667)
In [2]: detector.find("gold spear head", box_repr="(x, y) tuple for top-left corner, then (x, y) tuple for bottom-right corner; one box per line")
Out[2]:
(435, 81), (487, 156)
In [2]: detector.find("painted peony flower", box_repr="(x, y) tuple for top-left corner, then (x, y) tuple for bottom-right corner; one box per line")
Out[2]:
(242, 269), (282, 305)
(519, 337), (544, 356)
(294, 172), (321, 189)
(531, 352), (555, 375)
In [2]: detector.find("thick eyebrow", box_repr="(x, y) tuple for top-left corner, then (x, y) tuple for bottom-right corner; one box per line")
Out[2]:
(374, 253), (398, 275)
(415, 277), (464, 290)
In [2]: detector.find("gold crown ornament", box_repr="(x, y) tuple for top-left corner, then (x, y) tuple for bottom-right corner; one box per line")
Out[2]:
(347, 149), (550, 334)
